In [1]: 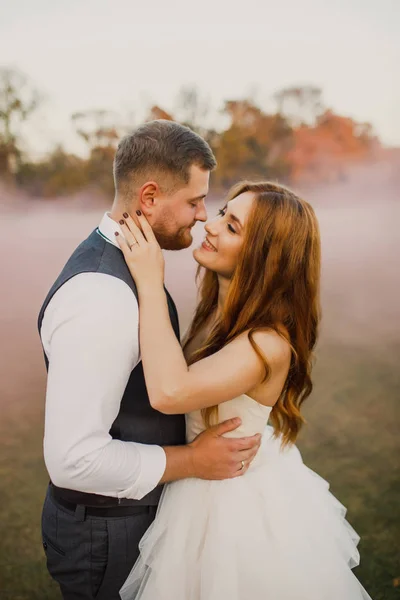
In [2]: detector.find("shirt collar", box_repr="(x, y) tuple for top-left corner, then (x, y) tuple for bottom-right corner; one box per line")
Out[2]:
(97, 212), (123, 248)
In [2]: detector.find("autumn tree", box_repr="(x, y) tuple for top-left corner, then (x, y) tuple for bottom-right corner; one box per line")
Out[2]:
(71, 109), (125, 150)
(147, 106), (174, 121)
(173, 86), (218, 147)
(274, 85), (324, 127)
(17, 146), (87, 197)
(288, 110), (377, 184)
(174, 87), (208, 129)
(71, 109), (126, 195)
(0, 68), (40, 180)
(214, 99), (293, 187)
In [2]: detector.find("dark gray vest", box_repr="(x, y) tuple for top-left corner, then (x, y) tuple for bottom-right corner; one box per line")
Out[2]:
(38, 228), (186, 505)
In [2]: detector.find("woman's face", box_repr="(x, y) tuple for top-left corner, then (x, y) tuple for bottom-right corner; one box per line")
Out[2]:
(193, 191), (255, 278)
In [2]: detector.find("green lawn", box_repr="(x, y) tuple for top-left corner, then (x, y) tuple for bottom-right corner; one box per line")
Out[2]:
(299, 342), (400, 599)
(0, 341), (399, 599)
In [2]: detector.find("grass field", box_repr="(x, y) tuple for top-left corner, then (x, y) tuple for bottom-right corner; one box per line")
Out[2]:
(0, 340), (399, 599)
(0, 178), (399, 598)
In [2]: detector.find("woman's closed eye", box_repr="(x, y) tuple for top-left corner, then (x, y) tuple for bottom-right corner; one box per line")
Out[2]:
(217, 208), (237, 234)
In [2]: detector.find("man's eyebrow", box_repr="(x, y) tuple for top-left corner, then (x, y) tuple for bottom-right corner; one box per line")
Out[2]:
(188, 194), (207, 202)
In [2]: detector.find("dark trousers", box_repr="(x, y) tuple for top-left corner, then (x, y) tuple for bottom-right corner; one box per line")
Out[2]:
(41, 486), (157, 600)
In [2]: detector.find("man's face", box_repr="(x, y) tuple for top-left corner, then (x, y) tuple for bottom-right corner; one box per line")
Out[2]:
(150, 164), (210, 250)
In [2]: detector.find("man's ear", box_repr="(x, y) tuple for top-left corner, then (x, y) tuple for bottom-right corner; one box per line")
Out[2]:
(139, 182), (159, 213)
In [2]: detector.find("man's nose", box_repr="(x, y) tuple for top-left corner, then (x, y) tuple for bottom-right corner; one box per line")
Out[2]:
(195, 200), (207, 223)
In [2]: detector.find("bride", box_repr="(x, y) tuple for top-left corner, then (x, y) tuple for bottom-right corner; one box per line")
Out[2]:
(115, 181), (372, 600)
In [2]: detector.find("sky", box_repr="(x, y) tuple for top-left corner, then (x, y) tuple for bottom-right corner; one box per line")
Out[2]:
(0, 0), (398, 157)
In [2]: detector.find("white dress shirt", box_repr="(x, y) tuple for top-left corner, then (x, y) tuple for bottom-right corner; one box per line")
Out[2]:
(40, 212), (167, 500)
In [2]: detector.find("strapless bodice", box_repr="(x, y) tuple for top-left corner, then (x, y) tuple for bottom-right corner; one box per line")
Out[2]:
(185, 394), (272, 443)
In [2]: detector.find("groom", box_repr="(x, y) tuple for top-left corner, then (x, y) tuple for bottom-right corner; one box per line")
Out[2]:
(38, 120), (262, 600)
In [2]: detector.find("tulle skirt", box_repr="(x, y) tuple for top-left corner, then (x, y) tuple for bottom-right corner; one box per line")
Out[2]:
(120, 426), (372, 600)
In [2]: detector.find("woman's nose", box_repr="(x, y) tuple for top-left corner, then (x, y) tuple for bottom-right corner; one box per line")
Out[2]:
(204, 219), (218, 236)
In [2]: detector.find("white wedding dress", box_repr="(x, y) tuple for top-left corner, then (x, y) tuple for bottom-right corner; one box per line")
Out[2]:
(120, 394), (372, 600)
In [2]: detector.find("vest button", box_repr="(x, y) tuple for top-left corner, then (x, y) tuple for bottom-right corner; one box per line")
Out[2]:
(43, 541), (48, 550)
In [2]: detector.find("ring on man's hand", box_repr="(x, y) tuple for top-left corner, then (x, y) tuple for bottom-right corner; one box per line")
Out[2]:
(129, 241), (137, 249)
(240, 460), (245, 471)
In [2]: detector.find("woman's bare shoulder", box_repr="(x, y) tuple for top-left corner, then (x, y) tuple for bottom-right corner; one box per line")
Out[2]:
(250, 327), (292, 366)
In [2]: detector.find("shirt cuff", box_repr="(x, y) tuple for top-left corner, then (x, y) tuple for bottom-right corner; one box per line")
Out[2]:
(118, 444), (167, 501)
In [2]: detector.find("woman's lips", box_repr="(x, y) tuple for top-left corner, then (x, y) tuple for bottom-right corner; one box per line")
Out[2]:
(201, 238), (217, 252)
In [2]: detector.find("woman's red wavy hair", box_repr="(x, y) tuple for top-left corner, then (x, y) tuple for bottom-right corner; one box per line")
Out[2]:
(184, 181), (321, 447)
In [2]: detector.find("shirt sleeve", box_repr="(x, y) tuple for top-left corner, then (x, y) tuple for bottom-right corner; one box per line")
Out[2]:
(40, 272), (167, 500)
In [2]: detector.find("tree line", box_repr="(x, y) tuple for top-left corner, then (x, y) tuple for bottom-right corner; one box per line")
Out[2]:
(0, 68), (380, 198)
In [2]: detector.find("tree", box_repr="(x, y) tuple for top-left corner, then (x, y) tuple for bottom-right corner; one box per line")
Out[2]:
(214, 99), (293, 187)
(17, 146), (87, 196)
(274, 85), (324, 127)
(288, 110), (378, 184)
(0, 67), (40, 179)
(147, 106), (174, 121)
(71, 109), (122, 151)
(173, 85), (218, 146)
(71, 109), (127, 195)
(174, 86), (208, 129)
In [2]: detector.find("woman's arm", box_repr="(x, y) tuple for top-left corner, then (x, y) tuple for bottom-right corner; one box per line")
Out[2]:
(115, 213), (285, 414)
(139, 289), (282, 413)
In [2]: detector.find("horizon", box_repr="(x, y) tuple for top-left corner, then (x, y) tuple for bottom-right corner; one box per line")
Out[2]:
(0, 0), (398, 159)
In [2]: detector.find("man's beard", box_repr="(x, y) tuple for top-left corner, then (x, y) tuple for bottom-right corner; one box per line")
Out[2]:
(153, 224), (194, 251)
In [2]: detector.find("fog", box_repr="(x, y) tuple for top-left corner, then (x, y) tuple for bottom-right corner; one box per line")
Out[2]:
(0, 160), (399, 420)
